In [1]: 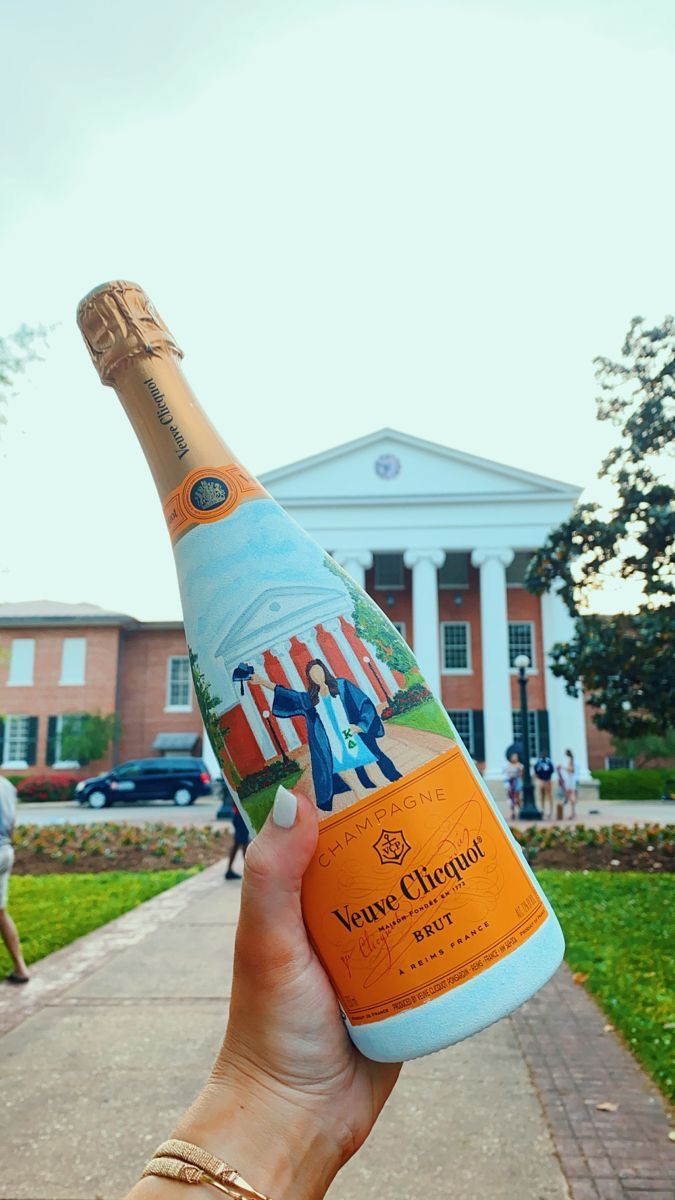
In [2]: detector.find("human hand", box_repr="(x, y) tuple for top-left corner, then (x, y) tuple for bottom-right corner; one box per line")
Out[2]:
(165, 790), (401, 1200)
(348, 724), (363, 735)
(249, 672), (272, 691)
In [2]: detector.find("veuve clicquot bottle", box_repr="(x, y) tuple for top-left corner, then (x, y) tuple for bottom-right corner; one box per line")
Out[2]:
(77, 281), (564, 1062)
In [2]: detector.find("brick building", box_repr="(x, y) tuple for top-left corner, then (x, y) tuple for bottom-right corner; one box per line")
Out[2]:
(0, 432), (618, 785)
(0, 603), (202, 777)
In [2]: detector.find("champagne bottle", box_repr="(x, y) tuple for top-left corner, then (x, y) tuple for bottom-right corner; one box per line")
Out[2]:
(77, 281), (564, 1063)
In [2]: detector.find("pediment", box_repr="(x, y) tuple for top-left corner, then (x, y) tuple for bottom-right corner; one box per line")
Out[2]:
(216, 584), (345, 664)
(261, 429), (580, 504)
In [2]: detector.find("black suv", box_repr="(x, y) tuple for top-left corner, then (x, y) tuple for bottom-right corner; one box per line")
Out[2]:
(75, 757), (213, 809)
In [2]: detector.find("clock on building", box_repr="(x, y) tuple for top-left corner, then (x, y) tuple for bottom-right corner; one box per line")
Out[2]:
(375, 453), (401, 480)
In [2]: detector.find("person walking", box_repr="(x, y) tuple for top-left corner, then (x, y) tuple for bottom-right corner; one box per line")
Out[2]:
(558, 749), (578, 820)
(533, 753), (555, 819)
(224, 803), (251, 881)
(0, 775), (30, 984)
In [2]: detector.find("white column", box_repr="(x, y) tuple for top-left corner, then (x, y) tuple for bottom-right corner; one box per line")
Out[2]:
(331, 550), (373, 589)
(403, 548), (445, 699)
(251, 653), (301, 753)
(471, 548), (514, 778)
(240, 682), (276, 761)
(541, 586), (591, 780)
(270, 639), (305, 692)
(317, 619), (380, 703)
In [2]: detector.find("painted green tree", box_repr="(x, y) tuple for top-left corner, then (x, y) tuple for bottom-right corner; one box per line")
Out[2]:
(188, 648), (240, 782)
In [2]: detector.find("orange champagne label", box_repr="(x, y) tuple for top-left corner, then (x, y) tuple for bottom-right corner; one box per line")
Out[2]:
(301, 746), (547, 1025)
(163, 464), (268, 541)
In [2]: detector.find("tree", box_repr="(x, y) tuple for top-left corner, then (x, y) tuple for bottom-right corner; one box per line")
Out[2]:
(527, 316), (675, 739)
(613, 728), (675, 768)
(61, 712), (120, 766)
(0, 324), (50, 430)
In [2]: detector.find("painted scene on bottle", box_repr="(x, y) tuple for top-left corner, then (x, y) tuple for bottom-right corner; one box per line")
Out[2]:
(175, 497), (455, 833)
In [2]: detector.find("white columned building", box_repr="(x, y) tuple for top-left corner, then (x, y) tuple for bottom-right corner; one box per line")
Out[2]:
(258, 429), (595, 796)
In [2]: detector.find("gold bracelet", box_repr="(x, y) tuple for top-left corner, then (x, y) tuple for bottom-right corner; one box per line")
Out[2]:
(141, 1139), (271, 1200)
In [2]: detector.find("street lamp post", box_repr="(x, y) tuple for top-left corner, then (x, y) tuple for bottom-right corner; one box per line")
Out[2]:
(262, 709), (290, 766)
(363, 654), (391, 701)
(514, 654), (542, 821)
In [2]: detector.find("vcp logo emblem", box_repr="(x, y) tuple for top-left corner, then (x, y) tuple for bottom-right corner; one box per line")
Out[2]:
(373, 829), (412, 867)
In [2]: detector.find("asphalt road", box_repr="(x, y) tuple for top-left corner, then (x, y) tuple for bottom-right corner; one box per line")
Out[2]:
(16, 796), (675, 828)
(16, 798), (225, 827)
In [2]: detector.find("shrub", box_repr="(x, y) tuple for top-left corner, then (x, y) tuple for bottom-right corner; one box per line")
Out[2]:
(381, 683), (431, 719)
(591, 768), (670, 800)
(16, 774), (80, 803)
(238, 758), (301, 799)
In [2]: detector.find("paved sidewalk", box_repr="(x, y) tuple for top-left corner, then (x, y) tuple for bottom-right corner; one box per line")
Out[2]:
(1, 868), (671, 1200)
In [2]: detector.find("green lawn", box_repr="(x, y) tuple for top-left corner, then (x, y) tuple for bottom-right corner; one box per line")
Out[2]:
(242, 769), (303, 831)
(1, 870), (196, 972)
(539, 870), (675, 1103)
(388, 698), (454, 738)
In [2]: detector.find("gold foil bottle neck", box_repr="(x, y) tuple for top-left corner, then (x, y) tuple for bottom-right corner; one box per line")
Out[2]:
(77, 280), (183, 385)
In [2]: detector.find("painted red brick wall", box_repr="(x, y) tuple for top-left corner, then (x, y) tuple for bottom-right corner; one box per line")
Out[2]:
(0, 626), (120, 777)
(117, 628), (201, 763)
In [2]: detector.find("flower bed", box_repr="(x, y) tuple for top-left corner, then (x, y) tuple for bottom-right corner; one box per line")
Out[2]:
(514, 822), (674, 872)
(381, 682), (432, 719)
(13, 822), (230, 874)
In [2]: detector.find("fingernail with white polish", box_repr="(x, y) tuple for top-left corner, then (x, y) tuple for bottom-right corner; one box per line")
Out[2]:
(273, 785), (297, 829)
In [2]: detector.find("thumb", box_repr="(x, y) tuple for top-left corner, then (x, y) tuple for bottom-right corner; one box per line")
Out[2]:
(235, 787), (319, 975)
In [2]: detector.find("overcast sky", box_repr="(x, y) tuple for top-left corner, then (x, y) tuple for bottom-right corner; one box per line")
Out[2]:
(1, 0), (672, 620)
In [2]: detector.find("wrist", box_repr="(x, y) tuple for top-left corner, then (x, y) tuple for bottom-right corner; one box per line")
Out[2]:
(168, 1065), (343, 1200)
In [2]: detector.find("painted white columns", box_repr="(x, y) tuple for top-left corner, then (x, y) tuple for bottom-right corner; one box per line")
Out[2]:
(541, 585), (591, 780)
(403, 549), (445, 699)
(321, 619), (380, 703)
(270, 639), (305, 692)
(251, 654), (301, 753)
(331, 550), (373, 589)
(240, 682), (276, 761)
(471, 548), (514, 778)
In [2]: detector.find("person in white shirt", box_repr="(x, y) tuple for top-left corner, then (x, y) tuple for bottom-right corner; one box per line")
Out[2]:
(558, 749), (578, 820)
(0, 775), (30, 983)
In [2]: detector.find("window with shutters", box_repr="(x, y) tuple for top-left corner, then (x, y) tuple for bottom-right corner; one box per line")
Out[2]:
(8, 639), (35, 686)
(373, 554), (404, 590)
(59, 638), (87, 685)
(508, 621), (536, 670)
(1, 715), (38, 768)
(166, 656), (192, 711)
(441, 622), (471, 672)
(447, 710), (474, 754)
(391, 620), (407, 639)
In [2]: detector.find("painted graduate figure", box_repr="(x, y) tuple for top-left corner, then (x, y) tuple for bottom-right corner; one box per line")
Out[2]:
(249, 658), (402, 812)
